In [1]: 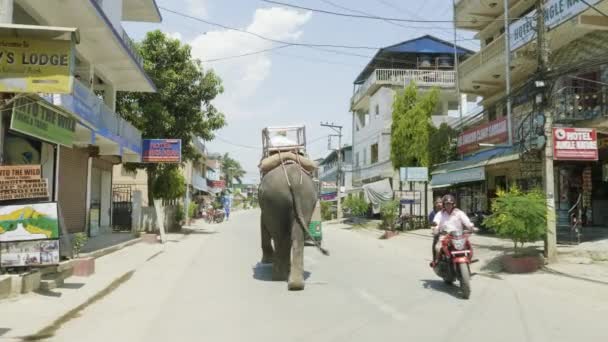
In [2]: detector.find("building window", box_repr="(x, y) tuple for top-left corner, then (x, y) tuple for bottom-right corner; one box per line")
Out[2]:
(355, 152), (360, 167)
(485, 36), (494, 46)
(495, 176), (508, 191)
(375, 104), (380, 118)
(364, 113), (370, 126)
(371, 143), (379, 164)
(363, 148), (367, 165)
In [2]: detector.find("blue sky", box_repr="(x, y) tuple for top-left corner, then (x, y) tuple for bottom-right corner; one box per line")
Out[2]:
(124, 0), (479, 183)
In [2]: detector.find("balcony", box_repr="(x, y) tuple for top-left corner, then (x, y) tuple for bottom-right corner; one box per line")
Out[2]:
(44, 79), (143, 157)
(351, 69), (456, 110)
(554, 87), (608, 124)
(351, 160), (393, 187)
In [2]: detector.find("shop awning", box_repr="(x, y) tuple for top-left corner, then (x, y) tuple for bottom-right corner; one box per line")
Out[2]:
(431, 148), (519, 187)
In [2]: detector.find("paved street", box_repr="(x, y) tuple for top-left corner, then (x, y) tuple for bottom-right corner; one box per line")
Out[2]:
(28, 210), (608, 341)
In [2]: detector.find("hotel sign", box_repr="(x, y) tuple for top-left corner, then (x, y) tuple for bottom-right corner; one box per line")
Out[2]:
(553, 127), (598, 161)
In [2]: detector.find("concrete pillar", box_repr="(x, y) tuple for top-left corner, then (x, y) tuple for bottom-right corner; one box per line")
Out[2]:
(132, 190), (142, 233)
(0, 0), (13, 24)
(104, 83), (116, 112)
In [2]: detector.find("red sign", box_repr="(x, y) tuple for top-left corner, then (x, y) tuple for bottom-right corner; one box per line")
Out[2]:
(553, 128), (598, 161)
(457, 117), (508, 154)
(207, 180), (226, 189)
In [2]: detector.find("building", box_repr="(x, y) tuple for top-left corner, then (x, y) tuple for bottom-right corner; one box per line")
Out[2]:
(318, 145), (353, 200)
(0, 0), (160, 238)
(433, 0), (608, 239)
(349, 35), (473, 189)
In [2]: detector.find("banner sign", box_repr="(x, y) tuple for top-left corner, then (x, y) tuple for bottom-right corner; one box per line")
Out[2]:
(0, 203), (59, 242)
(320, 192), (337, 201)
(553, 127), (598, 160)
(0, 240), (60, 267)
(0, 37), (73, 94)
(400, 167), (429, 182)
(509, 0), (602, 52)
(207, 180), (226, 189)
(395, 190), (421, 204)
(0, 165), (41, 181)
(10, 97), (76, 147)
(142, 139), (181, 163)
(457, 117), (508, 154)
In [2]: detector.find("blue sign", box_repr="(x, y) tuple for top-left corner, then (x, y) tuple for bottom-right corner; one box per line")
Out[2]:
(142, 139), (182, 163)
(400, 167), (429, 182)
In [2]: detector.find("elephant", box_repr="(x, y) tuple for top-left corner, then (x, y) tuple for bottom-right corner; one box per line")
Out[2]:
(258, 162), (322, 291)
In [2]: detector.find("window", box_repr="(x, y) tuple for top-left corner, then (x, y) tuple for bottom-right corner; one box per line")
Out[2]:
(363, 148), (367, 165)
(448, 101), (459, 111)
(375, 104), (380, 118)
(495, 176), (508, 191)
(364, 113), (370, 126)
(355, 152), (360, 167)
(371, 143), (379, 164)
(485, 36), (494, 46)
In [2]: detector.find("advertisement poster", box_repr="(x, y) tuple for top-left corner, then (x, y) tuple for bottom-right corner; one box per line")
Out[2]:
(142, 139), (182, 163)
(553, 128), (598, 161)
(0, 37), (73, 94)
(10, 97), (76, 147)
(0, 203), (59, 242)
(0, 239), (59, 267)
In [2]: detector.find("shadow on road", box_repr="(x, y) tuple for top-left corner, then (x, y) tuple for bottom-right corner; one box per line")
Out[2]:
(420, 279), (462, 299)
(0, 328), (10, 337)
(252, 263), (311, 282)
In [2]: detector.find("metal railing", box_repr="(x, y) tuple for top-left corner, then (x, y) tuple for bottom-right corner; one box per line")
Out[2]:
(458, 34), (505, 78)
(120, 27), (144, 68)
(352, 69), (456, 106)
(553, 87), (608, 123)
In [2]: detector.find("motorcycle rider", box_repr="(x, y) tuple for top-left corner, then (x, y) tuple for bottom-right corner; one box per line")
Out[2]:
(431, 194), (475, 267)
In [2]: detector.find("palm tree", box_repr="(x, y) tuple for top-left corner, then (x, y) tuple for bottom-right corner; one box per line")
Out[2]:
(221, 153), (246, 187)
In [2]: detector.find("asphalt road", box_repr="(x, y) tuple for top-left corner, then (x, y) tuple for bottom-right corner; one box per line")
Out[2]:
(50, 209), (608, 342)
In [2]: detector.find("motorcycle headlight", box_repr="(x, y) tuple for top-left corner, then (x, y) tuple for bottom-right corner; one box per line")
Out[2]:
(452, 238), (466, 250)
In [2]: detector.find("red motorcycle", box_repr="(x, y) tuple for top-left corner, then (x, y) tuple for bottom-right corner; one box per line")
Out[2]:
(432, 229), (475, 299)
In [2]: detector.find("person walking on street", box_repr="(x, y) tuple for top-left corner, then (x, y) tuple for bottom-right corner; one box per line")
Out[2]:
(222, 193), (231, 221)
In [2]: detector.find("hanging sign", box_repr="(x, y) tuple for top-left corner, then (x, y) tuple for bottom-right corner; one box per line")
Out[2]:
(0, 165), (41, 181)
(10, 97), (76, 147)
(142, 139), (182, 163)
(0, 202), (60, 242)
(553, 127), (598, 161)
(0, 37), (73, 94)
(400, 167), (429, 182)
(0, 179), (49, 201)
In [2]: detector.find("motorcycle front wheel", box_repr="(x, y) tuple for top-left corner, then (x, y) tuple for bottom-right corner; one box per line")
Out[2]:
(458, 263), (471, 299)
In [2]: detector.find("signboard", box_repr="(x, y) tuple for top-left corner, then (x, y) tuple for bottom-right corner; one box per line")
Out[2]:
(208, 179), (226, 189)
(509, 0), (602, 52)
(457, 117), (508, 154)
(0, 240), (59, 267)
(142, 139), (182, 163)
(510, 9), (537, 51)
(553, 127), (598, 161)
(0, 203), (60, 242)
(400, 167), (429, 182)
(320, 192), (337, 201)
(0, 37), (73, 94)
(395, 190), (421, 204)
(10, 97), (76, 147)
(0, 179), (49, 201)
(430, 167), (486, 187)
(0, 165), (41, 181)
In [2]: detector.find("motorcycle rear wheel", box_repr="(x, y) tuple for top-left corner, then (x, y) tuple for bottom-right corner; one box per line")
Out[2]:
(459, 263), (471, 299)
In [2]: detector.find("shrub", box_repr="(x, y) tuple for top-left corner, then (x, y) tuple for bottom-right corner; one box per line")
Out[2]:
(72, 232), (88, 257)
(320, 201), (333, 221)
(343, 196), (369, 217)
(483, 187), (547, 253)
(175, 203), (185, 224)
(188, 202), (198, 219)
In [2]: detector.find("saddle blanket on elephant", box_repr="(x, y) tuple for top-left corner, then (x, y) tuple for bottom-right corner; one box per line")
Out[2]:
(259, 152), (317, 175)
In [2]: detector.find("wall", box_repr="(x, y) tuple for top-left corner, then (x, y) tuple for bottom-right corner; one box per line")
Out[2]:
(139, 205), (180, 233)
(112, 164), (149, 206)
(58, 147), (89, 234)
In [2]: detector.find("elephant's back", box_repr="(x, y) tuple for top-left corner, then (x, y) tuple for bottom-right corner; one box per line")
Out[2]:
(258, 164), (316, 207)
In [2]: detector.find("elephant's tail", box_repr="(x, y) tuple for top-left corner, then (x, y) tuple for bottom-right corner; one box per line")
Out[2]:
(289, 183), (330, 256)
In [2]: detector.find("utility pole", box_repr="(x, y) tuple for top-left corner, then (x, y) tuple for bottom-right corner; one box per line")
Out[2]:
(536, 0), (557, 262)
(503, 0), (514, 146)
(321, 122), (343, 220)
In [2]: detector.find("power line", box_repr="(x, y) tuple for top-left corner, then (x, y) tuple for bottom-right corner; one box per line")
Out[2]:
(160, 6), (379, 50)
(202, 44), (292, 63)
(262, 0), (522, 23)
(580, 0), (608, 18)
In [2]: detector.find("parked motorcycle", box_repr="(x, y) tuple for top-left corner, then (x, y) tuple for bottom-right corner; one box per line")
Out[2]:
(431, 229), (475, 299)
(204, 208), (225, 224)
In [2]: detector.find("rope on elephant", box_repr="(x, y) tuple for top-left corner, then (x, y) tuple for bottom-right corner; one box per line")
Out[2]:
(277, 150), (330, 256)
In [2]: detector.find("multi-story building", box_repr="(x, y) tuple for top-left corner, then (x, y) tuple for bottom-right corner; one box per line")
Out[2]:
(349, 35), (473, 191)
(434, 0), (608, 239)
(318, 145), (353, 199)
(0, 0), (160, 238)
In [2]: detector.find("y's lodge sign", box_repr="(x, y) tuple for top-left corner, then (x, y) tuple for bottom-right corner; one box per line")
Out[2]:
(457, 117), (508, 154)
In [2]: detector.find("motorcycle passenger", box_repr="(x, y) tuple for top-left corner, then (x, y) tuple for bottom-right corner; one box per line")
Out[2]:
(429, 197), (443, 262)
(431, 194), (474, 267)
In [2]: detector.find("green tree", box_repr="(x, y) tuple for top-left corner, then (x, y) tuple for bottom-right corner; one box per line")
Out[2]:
(116, 30), (226, 202)
(428, 123), (458, 167)
(220, 153), (246, 187)
(390, 82), (439, 168)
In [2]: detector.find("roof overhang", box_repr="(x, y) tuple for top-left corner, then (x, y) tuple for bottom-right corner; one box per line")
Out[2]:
(123, 0), (162, 23)
(0, 23), (79, 42)
(17, 0), (156, 92)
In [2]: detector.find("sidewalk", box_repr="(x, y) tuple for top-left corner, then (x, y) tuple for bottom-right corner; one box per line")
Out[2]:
(0, 230), (196, 340)
(326, 221), (608, 284)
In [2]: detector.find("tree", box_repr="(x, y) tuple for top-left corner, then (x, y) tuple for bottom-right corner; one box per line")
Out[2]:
(428, 123), (458, 167)
(220, 153), (246, 187)
(116, 30), (226, 203)
(390, 82), (439, 169)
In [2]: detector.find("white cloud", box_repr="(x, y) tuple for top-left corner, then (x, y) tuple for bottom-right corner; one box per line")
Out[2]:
(189, 7), (311, 118)
(166, 32), (183, 41)
(185, 0), (207, 18)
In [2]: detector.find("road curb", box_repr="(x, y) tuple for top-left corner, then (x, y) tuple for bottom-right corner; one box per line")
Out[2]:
(79, 237), (143, 260)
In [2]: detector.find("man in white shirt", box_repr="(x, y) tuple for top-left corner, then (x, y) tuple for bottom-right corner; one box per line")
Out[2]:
(431, 194), (475, 266)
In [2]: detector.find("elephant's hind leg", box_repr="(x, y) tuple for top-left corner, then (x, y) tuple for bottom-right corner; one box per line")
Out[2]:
(260, 216), (274, 264)
(288, 221), (305, 291)
(272, 235), (291, 281)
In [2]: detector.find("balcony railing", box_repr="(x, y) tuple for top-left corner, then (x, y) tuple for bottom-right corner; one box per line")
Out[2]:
(45, 79), (143, 155)
(120, 27), (145, 68)
(352, 69), (456, 106)
(554, 87), (608, 123)
(458, 35), (506, 78)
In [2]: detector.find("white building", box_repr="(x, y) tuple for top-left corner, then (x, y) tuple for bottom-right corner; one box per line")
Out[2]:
(350, 35), (474, 189)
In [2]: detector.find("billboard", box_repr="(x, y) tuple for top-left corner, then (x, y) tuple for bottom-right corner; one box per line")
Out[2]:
(0, 203), (59, 242)
(0, 239), (59, 267)
(553, 128), (598, 161)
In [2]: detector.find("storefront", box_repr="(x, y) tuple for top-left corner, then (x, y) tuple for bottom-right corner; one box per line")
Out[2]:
(430, 166), (486, 214)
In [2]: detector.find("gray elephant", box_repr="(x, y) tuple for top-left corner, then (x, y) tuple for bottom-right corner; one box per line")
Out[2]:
(258, 163), (326, 290)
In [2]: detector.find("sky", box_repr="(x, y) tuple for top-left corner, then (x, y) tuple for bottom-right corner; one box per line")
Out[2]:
(123, 0), (479, 184)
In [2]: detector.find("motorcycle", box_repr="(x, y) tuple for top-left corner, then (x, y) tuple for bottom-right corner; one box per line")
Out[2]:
(431, 229), (475, 299)
(204, 208), (225, 224)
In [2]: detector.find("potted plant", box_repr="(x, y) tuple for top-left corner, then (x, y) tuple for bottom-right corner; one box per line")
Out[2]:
(379, 200), (399, 239)
(72, 232), (95, 277)
(483, 187), (547, 273)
